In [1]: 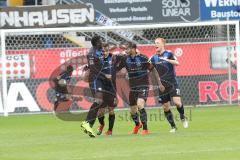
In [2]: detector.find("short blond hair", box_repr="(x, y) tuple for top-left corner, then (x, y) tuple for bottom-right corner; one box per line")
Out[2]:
(155, 38), (166, 46)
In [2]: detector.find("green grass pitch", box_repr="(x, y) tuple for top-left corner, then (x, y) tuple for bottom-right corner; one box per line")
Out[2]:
(0, 106), (240, 160)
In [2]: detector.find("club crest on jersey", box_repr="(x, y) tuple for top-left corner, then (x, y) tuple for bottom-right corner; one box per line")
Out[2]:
(136, 61), (141, 66)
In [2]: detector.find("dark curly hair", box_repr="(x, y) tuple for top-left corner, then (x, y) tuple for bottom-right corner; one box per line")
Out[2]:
(91, 35), (101, 47)
(126, 42), (137, 49)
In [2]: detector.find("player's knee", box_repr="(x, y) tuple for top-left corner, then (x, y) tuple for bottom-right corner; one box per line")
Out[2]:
(137, 102), (145, 109)
(172, 97), (182, 106)
(175, 102), (182, 108)
(130, 106), (138, 114)
(173, 100), (182, 107)
(162, 104), (170, 112)
(137, 98), (145, 109)
(163, 108), (170, 112)
(109, 110), (115, 115)
(98, 108), (105, 116)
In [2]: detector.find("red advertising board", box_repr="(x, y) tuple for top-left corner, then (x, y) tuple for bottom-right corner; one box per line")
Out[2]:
(4, 42), (234, 79)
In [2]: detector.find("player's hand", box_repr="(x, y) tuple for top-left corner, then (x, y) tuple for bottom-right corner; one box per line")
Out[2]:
(105, 74), (112, 79)
(82, 69), (89, 82)
(66, 94), (72, 100)
(160, 57), (168, 61)
(58, 79), (67, 86)
(159, 84), (165, 92)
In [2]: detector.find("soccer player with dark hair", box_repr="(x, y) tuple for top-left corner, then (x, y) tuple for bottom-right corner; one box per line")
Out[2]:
(80, 36), (124, 137)
(80, 35), (106, 137)
(119, 42), (165, 135)
(94, 43), (123, 136)
(149, 38), (188, 133)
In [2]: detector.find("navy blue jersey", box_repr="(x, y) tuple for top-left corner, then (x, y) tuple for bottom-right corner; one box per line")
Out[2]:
(102, 54), (113, 75)
(87, 47), (105, 81)
(120, 54), (150, 88)
(102, 53), (124, 82)
(150, 51), (177, 82)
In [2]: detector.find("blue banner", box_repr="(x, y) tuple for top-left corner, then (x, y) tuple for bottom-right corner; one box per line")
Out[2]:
(200, 0), (240, 20)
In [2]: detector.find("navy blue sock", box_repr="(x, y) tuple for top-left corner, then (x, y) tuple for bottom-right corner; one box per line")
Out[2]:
(177, 105), (185, 120)
(139, 108), (148, 130)
(108, 114), (115, 131)
(164, 110), (176, 128)
(98, 116), (105, 125)
(131, 112), (140, 126)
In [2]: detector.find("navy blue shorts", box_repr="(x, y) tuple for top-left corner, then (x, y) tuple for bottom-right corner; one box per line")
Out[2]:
(129, 87), (149, 106)
(158, 80), (181, 104)
(89, 78), (117, 107)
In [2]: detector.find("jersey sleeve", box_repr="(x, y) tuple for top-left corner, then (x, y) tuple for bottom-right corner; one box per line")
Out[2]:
(140, 54), (152, 70)
(148, 55), (155, 64)
(148, 57), (155, 71)
(168, 52), (177, 60)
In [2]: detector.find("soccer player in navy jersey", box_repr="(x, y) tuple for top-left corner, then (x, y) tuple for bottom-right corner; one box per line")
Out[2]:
(149, 38), (188, 133)
(80, 36), (125, 137)
(80, 35), (106, 138)
(95, 43), (124, 136)
(119, 42), (165, 135)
